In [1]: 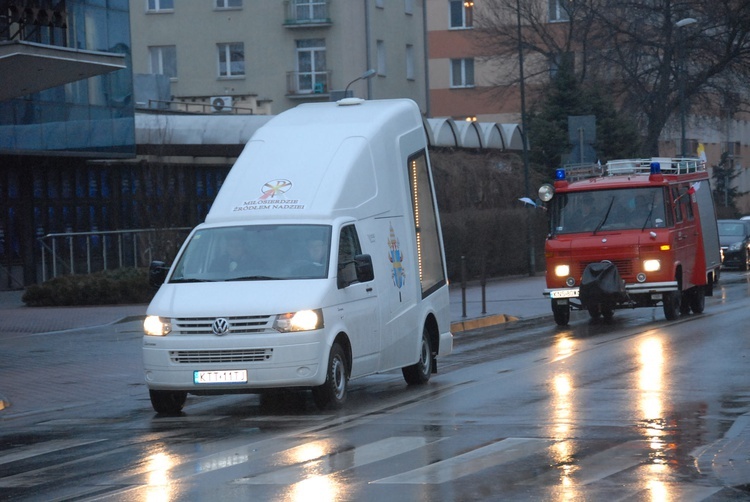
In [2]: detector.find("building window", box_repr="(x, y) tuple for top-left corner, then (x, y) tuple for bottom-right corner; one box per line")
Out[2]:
(376, 0), (384, 8)
(549, 0), (570, 22)
(149, 46), (177, 79)
(377, 40), (386, 76)
(406, 44), (415, 80)
(216, 0), (242, 8)
(449, 0), (473, 29)
(218, 43), (245, 77)
(294, 0), (326, 20)
(405, 0), (413, 14)
(147, 0), (173, 12)
(450, 58), (474, 87)
(296, 39), (327, 93)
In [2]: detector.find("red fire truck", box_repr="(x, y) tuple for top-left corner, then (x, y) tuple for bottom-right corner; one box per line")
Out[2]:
(539, 158), (721, 326)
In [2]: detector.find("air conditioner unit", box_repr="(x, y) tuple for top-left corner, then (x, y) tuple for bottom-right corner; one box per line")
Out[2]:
(210, 96), (233, 112)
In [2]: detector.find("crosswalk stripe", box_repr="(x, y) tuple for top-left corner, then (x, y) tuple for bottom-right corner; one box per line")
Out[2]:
(372, 437), (551, 484)
(0, 439), (106, 466)
(233, 436), (432, 485)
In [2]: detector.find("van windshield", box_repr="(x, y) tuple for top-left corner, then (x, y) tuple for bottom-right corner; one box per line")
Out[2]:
(169, 224), (332, 283)
(551, 188), (667, 235)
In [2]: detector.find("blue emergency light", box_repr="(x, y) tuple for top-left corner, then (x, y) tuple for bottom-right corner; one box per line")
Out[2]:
(555, 168), (566, 180)
(650, 162), (661, 174)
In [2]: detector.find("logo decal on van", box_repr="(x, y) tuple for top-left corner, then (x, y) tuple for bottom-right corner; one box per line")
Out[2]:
(388, 224), (406, 289)
(260, 179), (292, 200)
(231, 179), (306, 212)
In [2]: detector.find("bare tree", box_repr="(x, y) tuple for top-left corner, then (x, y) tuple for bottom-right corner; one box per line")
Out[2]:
(475, 0), (750, 156)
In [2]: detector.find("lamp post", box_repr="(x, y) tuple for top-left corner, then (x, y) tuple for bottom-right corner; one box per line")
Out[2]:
(344, 68), (376, 98)
(516, 0), (534, 276)
(675, 17), (697, 157)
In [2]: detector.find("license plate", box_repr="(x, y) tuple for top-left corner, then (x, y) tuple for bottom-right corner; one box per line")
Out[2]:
(550, 289), (579, 298)
(194, 370), (248, 384)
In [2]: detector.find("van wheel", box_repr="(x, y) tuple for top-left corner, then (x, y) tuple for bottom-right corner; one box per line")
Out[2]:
(149, 389), (187, 414)
(312, 343), (348, 410)
(402, 327), (432, 385)
(552, 300), (570, 326)
(663, 290), (681, 320)
(690, 287), (705, 313)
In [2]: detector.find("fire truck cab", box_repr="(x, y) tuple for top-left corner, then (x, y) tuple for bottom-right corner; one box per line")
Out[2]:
(540, 158), (721, 326)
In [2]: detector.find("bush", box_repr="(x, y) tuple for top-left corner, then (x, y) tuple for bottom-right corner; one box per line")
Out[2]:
(22, 268), (154, 307)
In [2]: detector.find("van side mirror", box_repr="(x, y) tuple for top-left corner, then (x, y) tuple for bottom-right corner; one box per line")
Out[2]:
(354, 254), (374, 283)
(149, 260), (170, 288)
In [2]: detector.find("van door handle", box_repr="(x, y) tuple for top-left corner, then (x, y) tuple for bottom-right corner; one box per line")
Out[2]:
(366, 287), (373, 293)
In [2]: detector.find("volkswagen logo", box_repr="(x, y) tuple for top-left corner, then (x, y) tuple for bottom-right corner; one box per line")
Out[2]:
(212, 318), (230, 336)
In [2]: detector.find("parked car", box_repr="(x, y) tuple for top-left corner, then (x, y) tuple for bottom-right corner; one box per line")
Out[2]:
(717, 219), (750, 270)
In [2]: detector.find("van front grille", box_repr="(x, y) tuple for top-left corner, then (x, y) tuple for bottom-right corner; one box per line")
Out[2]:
(172, 315), (274, 335)
(169, 349), (273, 364)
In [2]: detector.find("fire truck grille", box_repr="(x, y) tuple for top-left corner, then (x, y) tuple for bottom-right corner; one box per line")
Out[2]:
(577, 260), (633, 279)
(169, 349), (273, 364)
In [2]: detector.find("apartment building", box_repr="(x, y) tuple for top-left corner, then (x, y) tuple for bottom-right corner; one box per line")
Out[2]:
(129, 0), (427, 115)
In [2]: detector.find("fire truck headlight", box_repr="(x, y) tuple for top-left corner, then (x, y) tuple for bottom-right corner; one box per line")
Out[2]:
(643, 259), (661, 272)
(554, 264), (570, 277)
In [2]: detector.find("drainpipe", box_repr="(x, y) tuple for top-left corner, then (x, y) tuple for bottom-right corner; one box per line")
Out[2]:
(364, 0), (373, 99)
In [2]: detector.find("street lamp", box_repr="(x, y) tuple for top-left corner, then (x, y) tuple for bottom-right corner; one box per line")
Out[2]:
(344, 69), (376, 98)
(516, 0), (534, 276)
(675, 17), (697, 157)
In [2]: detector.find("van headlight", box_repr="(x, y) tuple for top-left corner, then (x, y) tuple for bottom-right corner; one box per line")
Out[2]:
(643, 259), (661, 272)
(273, 309), (324, 333)
(144, 315), (172, 336)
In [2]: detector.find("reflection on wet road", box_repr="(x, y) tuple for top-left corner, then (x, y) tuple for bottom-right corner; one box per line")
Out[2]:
(1, 275), (749, 501)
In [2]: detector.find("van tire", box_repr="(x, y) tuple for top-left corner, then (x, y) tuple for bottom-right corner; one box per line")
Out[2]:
(149, 389), (187, 414)
(402, 327), (432, 385)
(312, 343), (348, 410)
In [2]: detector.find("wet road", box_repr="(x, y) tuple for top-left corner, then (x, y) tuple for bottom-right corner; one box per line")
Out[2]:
(1, 274), (749, 501)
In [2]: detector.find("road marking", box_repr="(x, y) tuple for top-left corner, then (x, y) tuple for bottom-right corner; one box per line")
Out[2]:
(234, 436), (432, 484)
(372, 437), (550, 484)
(0, 439), (106, 466)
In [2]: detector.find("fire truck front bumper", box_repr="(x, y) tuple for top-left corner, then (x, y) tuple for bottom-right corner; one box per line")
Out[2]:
(544, 281), (679, 299)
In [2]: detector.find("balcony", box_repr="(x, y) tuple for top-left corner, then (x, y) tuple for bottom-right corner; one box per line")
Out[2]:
(286, 70), (331, 99)
(283, 0), (331, 28)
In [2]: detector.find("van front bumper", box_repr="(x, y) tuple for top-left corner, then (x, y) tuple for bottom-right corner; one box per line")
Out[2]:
(142, 332), (327, 392)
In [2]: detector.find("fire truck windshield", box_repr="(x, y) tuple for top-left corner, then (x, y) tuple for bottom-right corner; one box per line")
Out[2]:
(551, 188), (666, 235)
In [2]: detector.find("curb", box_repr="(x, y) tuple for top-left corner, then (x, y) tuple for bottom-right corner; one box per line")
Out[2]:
(451, 313), (519, 333)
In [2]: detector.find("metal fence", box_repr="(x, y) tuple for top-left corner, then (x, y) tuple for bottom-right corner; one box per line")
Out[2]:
(37, 228), (191, 282)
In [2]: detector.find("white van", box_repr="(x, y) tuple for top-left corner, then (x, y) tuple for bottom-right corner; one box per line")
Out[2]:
(143, 98), (453, 413)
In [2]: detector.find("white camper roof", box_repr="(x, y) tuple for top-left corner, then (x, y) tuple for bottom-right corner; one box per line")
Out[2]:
(205, 98), (426, 224)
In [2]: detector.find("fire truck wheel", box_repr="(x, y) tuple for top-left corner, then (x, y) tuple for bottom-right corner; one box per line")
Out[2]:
(663, 291), (681, 320)
(552, 301), (570, 326)
(680, 292), (692, 315)
(601, 305), (614, 320)
(689, 287), (706, 314)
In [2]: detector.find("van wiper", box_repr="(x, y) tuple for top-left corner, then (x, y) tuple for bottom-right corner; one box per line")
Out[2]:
(225, 275), (278, 281)
(169, 278), (212, 283)
(593, 197), (615, 235)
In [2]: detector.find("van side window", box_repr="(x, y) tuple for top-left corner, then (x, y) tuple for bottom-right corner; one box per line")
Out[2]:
(338, 225), (362, 288)
(408, 150), (447, 297)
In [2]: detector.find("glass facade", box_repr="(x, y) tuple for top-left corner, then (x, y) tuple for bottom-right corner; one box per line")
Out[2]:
(0, 0), (135, 156)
